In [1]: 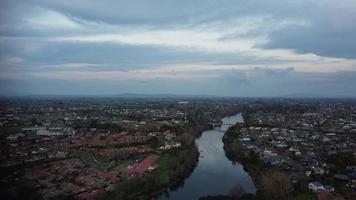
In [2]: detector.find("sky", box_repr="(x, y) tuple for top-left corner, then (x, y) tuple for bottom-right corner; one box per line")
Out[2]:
(1, 0), (356, 97)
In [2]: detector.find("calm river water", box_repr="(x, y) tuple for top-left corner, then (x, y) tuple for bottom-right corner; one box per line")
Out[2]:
(159, 113), (256, 200)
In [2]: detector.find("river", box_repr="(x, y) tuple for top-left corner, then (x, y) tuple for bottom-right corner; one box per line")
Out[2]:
(159, 113), (256, 200)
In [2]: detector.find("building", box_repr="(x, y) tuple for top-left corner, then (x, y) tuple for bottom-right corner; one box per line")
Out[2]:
(317, 191), (344, 200)
(309, 181), (325, 191)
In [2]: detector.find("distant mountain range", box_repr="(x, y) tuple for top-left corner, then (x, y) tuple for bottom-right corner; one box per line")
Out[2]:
(282, 93), (356, 99)
(1, 93), (355, 99)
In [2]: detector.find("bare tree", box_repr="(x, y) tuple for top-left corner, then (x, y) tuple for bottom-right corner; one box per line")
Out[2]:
(228, 183), (246, 198)
(261, 171), (292, 200)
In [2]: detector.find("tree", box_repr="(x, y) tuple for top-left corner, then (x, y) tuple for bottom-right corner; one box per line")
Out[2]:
(177, 133), (194, 146)
(260, 171), (293, 200)
(228, 184), (246, 198)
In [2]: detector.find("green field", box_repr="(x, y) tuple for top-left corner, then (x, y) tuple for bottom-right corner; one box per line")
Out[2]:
(94, 154), (111, 163)
(111, 163), (129, 173)
(154, 154), (171, 184)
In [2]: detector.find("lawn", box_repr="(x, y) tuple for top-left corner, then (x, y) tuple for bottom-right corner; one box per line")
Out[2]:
(94, 154), (110, 163)
(154, 154), (171, 184)
(0, 126), (24, 136)
(111, 163), (129, 173)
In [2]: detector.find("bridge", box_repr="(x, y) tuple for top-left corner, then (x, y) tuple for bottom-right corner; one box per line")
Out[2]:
(208, 122), (238, 128)
(208, 122), (222, 128)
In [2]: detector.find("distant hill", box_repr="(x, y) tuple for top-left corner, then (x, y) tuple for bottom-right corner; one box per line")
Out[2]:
(1, 93), (355, 99)
(283, 93), (356, 99)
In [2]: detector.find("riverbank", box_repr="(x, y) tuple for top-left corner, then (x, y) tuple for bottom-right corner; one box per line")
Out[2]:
(112, 112), (250, 200)
(110, 139), (199, 200)
(153, 112), (245, 199)
(222, 124), (265, 193)
(157, 113), (256, 200)
(222, 124), (316, 200)
(111, 120), (208, 200)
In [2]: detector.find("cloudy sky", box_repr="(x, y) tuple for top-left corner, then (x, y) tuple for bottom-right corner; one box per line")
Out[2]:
(1, 0), (356, 97)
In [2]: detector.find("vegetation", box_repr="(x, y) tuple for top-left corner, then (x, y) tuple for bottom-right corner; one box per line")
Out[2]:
(111, 163), (129, 173)
(199, 194), (256, 200)
(223, 124), (265, 178)
(287, 193), (316, 200)
(94, 154), (110, 163)
(260, 171), (293, 200)
(114, 174), (162, 200)
(113, 145), (198, 200)
(154, 154), (171, 184)
(222, 125), (309, 200)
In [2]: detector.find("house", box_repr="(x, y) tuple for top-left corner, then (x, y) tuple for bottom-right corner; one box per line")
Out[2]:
(262, 156), (284, 166)
(75, 175), (105, 190)
(323, 185), (335, 192)
(305, 170), (312, 176)
(75, 189), (105, 200)
(317, 191), (344, 200)
(289, 173), (299, 184)
(37, 129), (63, 137)
(301, 154), (313, 164)
(333, 174), (349, 182)
(314, 167), (326, 175)
(346, 165), (356, 171)
(275, 143), (288, 148)
(164, 131), (176, 141)
(309, 181), (324, 191)
(240, 137), (251, 142)
(160, 142), (182, 150)
(25, 132), (38, 140)
(262, 150), (278, 157)
(60, 182), (86, 194)
(6, 133), (25, 141)
(348, 171), (356, 180)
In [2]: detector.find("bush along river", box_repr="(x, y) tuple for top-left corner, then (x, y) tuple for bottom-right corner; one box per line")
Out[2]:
(159, 113), (256, 200)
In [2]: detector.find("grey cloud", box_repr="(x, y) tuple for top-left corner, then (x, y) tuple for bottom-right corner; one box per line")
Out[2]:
(222, 70), (251, 86)
(2, 67), (356, 97)
(219, 69), (356, 97)
(262, 1), (356, 59)
(1, 0), (356, 96)
(2, 0), (355, 60)
(0, 37), (273, 72)
(253, 67), (294, 75)
(2, 0), (316, 26)
(263, 24), (356, 59)
(11, 0), (215, 25)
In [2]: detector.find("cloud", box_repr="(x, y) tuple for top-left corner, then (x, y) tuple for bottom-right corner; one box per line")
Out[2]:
(16, 0), (321, 26)
(218, 68), (356, 97)
(24, 9), (81, 30)
(253, 67), (294, 75)
(1, 0), (356, 96)
(222, 70), (251, 86)
(262, 0), (356, 59)
(3, 64), (356, 97)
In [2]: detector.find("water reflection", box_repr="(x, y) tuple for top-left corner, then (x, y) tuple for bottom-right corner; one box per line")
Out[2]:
(159, 113), (256, 200)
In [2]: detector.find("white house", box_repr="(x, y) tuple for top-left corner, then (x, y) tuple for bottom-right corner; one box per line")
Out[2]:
(308, 181), (324, 191)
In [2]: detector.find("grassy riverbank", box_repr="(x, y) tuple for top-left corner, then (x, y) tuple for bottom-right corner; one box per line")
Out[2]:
(112, 144), (199, 200)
